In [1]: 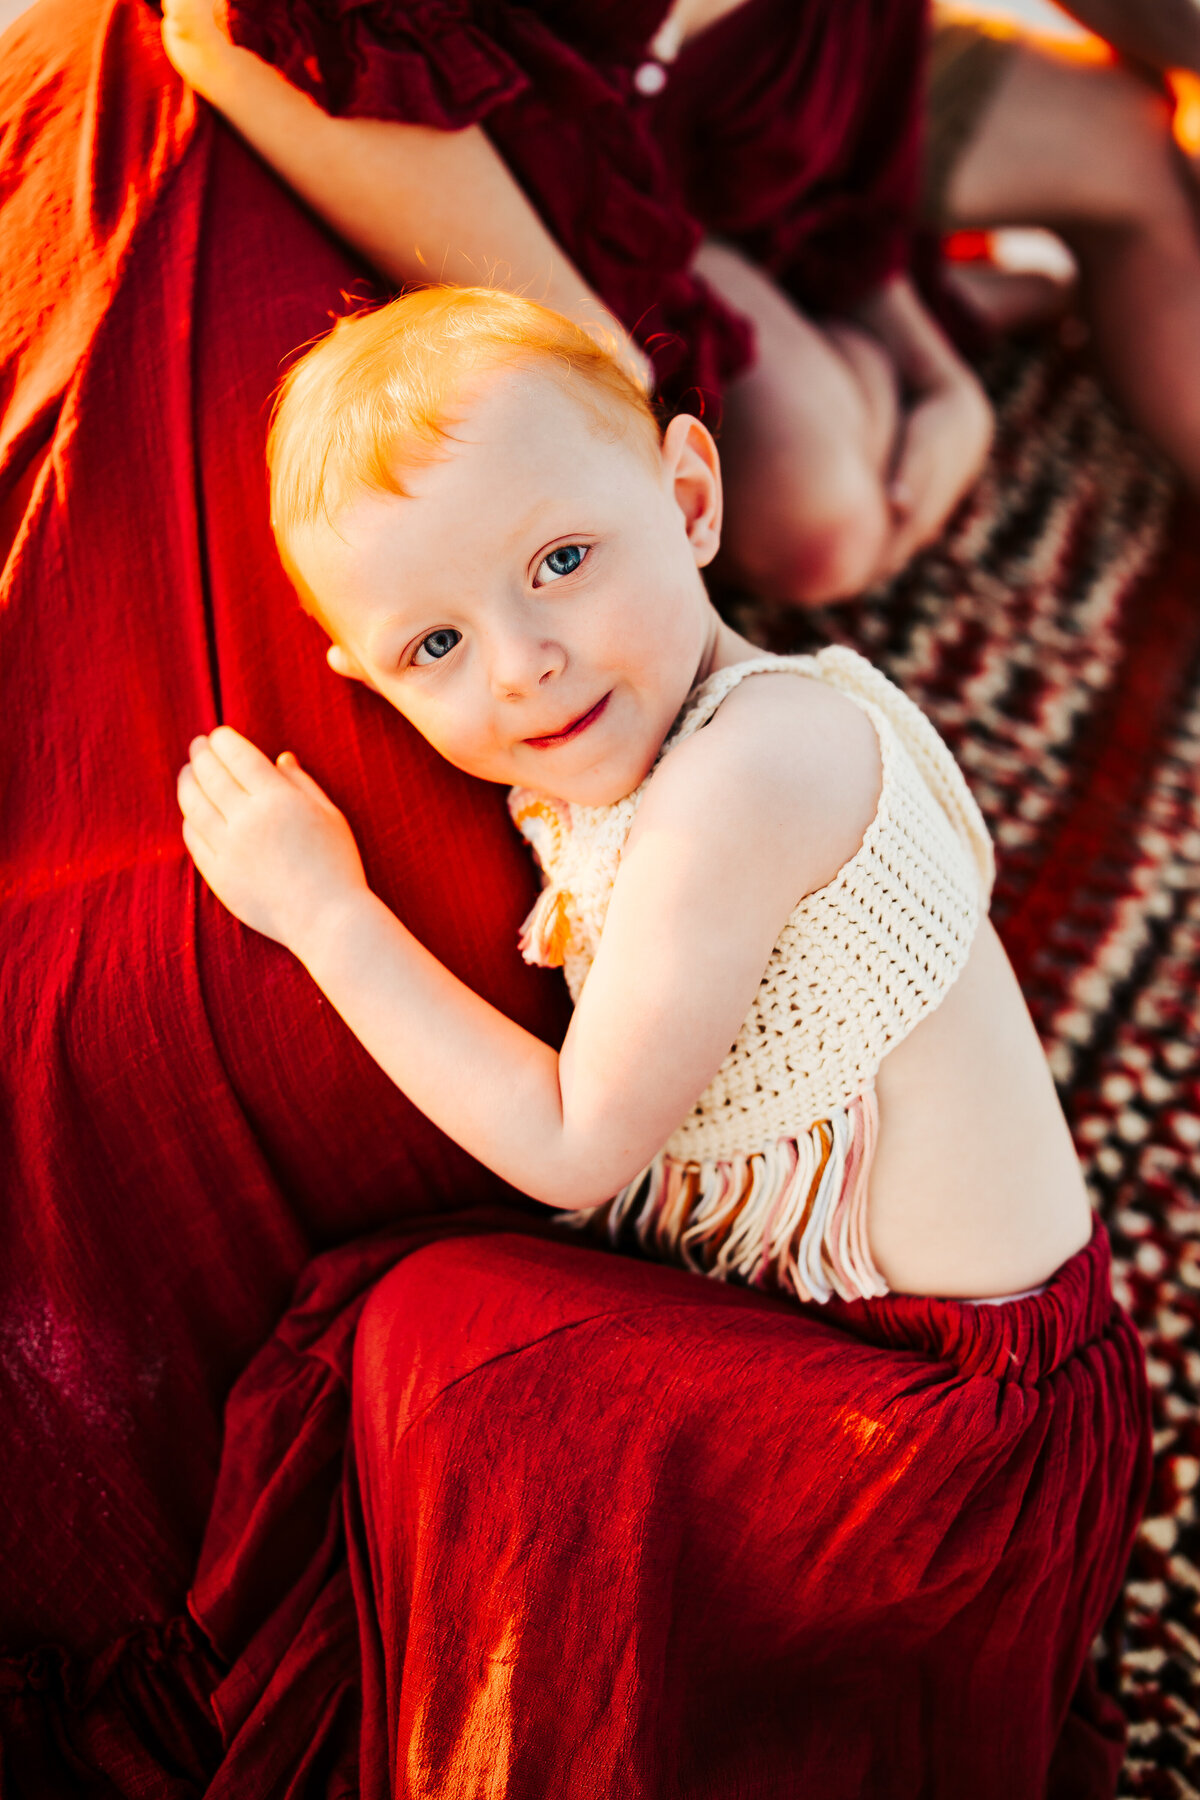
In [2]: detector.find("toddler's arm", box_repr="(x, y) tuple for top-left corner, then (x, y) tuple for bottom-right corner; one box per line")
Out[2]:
(159, 0), (648, 381)
(177, 678), (879, 1208)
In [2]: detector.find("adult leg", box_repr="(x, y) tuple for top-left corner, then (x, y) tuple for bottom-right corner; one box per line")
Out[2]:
(945, 38), (1200, 492)
(696, 241), (901, 606)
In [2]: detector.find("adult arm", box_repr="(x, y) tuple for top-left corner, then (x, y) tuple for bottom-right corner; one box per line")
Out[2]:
(160, 1), (648, 376)
(1053, 0), (1200, 73)
(177, 678), (880, 1208)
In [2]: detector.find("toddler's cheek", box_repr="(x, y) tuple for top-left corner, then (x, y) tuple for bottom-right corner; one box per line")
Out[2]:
(414, 719), (505, 786)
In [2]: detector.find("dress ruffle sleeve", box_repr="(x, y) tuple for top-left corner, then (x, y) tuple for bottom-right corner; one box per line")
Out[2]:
(651, 0), (928, 316)
(222, 0), (757, 408)
(192, 0), (930, 401)
(225, 0), (529, 127)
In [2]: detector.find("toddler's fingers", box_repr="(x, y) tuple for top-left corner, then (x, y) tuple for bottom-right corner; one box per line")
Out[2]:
(181, 813), (216, 867)
(188, 735), (250, 816)
(177, 762), (226, 840)
(276, 751), (335, 808)
(208, 724), (279, 793)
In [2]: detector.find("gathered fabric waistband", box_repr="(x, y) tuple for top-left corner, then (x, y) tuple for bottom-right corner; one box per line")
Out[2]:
(966, 1283), (1047, 1306)
(820, 1214), (1123, 1382)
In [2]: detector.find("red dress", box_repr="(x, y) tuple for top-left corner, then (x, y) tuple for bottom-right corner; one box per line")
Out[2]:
(0, 2), (1148, 1795)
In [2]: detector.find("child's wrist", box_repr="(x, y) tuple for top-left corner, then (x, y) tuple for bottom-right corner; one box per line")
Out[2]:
(290, 885), (386, 985)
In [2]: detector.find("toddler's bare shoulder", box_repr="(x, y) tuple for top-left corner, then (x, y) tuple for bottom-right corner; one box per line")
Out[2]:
(647, 671), (883, 894)
(701, 670), (878, 799)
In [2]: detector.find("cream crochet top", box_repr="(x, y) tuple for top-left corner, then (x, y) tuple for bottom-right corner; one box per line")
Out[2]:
(509, 647), (995, 1304)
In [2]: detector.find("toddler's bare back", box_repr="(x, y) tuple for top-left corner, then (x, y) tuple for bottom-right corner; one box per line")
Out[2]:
(871, 919), (1092, 1297)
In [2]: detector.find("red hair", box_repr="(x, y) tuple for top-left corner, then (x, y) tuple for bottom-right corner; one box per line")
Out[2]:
(268, 286), (657, 566)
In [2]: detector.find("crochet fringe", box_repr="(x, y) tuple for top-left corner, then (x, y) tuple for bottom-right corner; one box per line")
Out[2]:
(562, 1091), (889, 1305)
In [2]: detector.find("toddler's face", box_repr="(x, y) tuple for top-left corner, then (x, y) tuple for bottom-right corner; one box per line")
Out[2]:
(293, 365), (723, 805)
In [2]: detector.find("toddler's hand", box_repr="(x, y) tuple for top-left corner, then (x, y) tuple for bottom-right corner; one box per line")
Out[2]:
(177, 728), (368, 956)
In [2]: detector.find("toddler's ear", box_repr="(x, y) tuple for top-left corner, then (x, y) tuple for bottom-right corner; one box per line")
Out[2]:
(326, 644), (377, 690)
(662, 412), (723, 569)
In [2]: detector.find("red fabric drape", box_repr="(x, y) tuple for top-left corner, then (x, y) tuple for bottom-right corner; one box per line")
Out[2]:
(0, 2), (1149, 1795)
(0, 0), (566, 1780)
(183, 1213), (1149, 1798)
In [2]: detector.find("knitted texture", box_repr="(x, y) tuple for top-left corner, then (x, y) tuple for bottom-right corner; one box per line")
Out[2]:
(509, 647), (994, 1301)
(601, 1092), (884, 1304)
(511, 646), (993, 1136)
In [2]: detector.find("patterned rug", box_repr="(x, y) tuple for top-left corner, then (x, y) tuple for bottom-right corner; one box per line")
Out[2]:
(736, 333), (1200, 1797)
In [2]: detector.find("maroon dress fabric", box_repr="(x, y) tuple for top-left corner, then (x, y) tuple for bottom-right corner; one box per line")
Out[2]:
(224, 0), (928, 409)
(0, 1), (1149, 1796)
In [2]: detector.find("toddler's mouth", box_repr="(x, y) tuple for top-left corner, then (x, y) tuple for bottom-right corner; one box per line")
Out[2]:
(523, 692), (611, 750)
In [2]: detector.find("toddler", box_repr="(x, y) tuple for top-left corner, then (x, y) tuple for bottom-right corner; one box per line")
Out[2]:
(177, 286), (1092, 1305)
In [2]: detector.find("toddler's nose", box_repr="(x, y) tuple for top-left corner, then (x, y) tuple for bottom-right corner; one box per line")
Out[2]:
(488, 628), (567, 698)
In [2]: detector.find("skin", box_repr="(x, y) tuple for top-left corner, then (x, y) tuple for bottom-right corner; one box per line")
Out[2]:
(178, 363), (1091, 1296)
(158, 0), (993, 605)
(294, 379), (727, 809)
(696, 246), (992, 601)
(943, 11), (1200, 494)
(1039, 0), (1200, 75)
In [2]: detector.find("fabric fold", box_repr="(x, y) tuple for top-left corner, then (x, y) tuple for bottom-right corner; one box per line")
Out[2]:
(220, 0), (929, 408)
(0, 1618), (222, 1799)
(227, 0), (529, 128)
(564, 1093), (889, 1305)
(0, 3), (1154, 1794)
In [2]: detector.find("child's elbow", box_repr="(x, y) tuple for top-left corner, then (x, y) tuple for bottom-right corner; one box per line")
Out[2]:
(529, 1151), (639, 1215)
(532, 1176), (615, 1215)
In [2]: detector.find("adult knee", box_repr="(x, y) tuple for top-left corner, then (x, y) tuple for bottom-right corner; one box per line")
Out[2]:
(757, 460), (892, 607)
(949, 49), (1186, 236)
(1062, 61), (1183, 231)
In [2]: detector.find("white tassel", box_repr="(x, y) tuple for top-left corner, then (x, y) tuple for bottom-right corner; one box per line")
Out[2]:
(517, 885), (571, 967)
(557, 1094), (888, 1305)
(608, 1157), (657, 1242)
(765, 1134), (820, 1300)
(680, 1158), (744, 1265)
(796, 1115), (846, 1303)
(712, 1148), (771, 1283)
(632, 1158), (667, 1248)
(678, 1158), (724, 1273)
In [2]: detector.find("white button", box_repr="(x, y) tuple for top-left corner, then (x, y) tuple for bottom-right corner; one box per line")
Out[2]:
(633, 59), (668, 95)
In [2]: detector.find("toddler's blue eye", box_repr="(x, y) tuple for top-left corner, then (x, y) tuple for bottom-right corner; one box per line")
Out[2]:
(414, 627), (461, 665)
(537, 544), (587, 584)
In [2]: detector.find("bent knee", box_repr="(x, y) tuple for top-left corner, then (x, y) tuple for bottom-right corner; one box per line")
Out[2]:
(951, 49), (1184, 232)
(1040, 56), (1177, 228)
(758, 464), (892, 606)
(1080, 63), (1182, 225)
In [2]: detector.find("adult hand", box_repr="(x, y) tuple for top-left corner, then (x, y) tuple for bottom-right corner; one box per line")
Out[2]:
(177, 727), (368, 956)
(854, 275), (993, 578)
(160, 0), (238, 99)
(880, 361), (994, 577)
